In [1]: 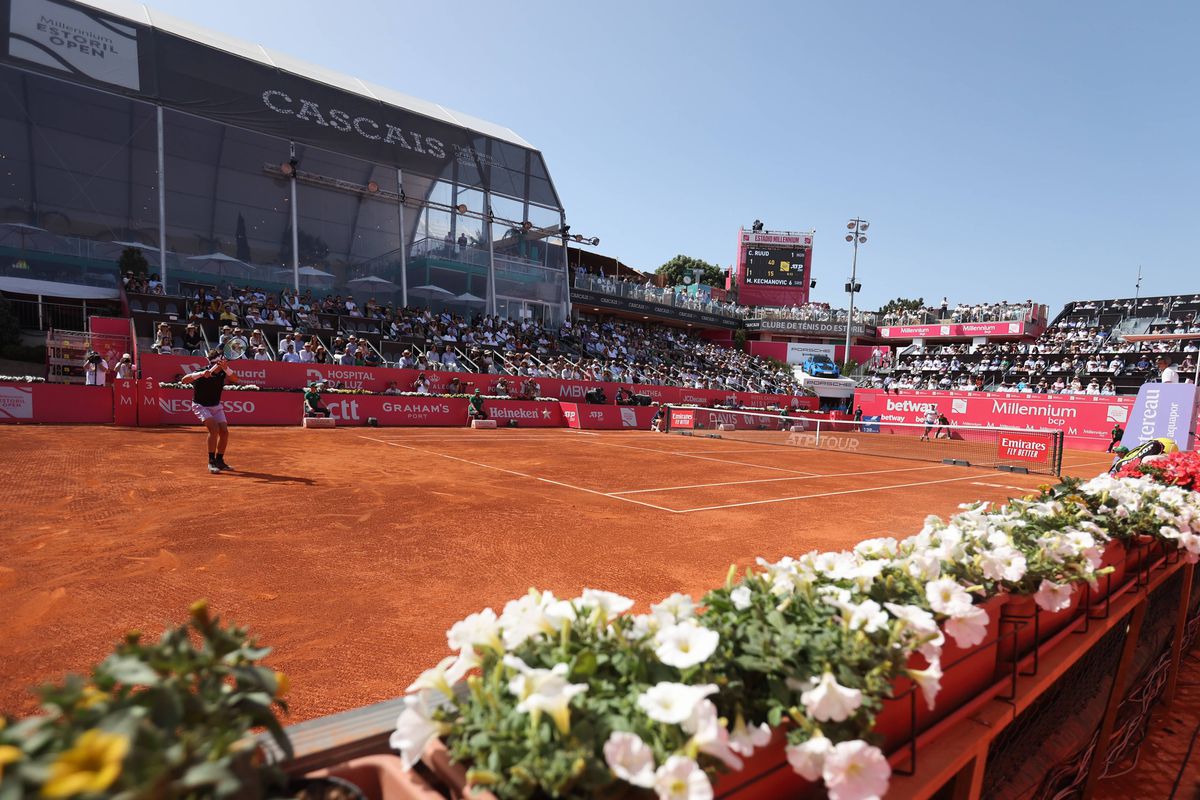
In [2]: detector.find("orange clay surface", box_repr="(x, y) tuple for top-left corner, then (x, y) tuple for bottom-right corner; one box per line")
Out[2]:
(0, 425), (1114, 723)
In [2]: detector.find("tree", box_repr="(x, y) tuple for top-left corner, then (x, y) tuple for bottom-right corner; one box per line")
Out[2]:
(655, 254), (725, 287)
(879, 297), (925, 315)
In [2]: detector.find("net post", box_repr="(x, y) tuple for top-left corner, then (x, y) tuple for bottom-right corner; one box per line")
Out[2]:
(1054, 430), (1064, 477)
(814, 418), (821, 447)
(663, 405), (671, 434)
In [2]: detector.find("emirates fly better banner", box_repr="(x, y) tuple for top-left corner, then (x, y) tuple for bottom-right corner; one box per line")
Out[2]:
(853, 388), (1136, 452)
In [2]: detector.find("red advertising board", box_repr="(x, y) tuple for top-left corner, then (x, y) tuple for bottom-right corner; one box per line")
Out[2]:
(876, 322), (1029, 339)
(854, 388), (1135, 451)
(137, 354), (812, 411)
(997, 431), (1053, 463)
(669, 408), (696, 429)
(154, 388), (302, 425)
(559, 404), (659, 430)
(0, 384), (114, 424)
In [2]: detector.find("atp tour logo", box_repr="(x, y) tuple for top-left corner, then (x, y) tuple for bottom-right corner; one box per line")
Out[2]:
(785, 431), (860, 452)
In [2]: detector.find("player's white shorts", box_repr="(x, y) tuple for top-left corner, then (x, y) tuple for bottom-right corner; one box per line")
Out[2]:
(193, 404), (227, 424)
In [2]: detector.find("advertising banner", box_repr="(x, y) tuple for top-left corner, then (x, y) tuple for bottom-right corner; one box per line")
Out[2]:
(137, 354), (810, 412)
(786, 342), (836, 364)
(0, 383), (114, 423)
(853, 388), (1136, 452)
(7, 0), (141, 90)
(154, 388), (301, 425)
(876, 322), (1028, 339)
(1119, 383), (1199, 451)
(559, 404), (658, 430)
(997, 432), (1053, 464)
(669, 408), (695, 429)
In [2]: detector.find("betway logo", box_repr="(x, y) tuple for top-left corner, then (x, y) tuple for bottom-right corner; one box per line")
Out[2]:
(885, 399), (937, 412)
(992, 400), (1077, 419)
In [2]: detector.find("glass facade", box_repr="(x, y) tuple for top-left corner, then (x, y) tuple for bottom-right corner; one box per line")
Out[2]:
(0, 58), (567, 324)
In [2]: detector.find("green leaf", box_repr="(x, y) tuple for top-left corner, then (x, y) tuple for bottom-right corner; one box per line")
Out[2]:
(101, 656), (161, 686)
(570, 650), (598, 679)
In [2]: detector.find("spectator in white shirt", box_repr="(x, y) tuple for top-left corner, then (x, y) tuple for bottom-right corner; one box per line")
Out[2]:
(113, 353), (135, 379)
(83, 352), (110, 385)
(1157, 356), (1180, 383)
(299, 343), (316, 363)
(281, 342), (301, 363)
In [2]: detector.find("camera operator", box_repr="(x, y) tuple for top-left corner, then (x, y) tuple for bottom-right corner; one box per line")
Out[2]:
(113, 353), (135, 380)
(83, 351), (110, 386)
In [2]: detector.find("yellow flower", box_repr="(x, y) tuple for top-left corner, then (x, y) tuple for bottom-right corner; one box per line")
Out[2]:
(273, 671), (290, 698)
(77, 687), (109, 710)
(0, 744), (22, 780)
(41, 729), (129, 798)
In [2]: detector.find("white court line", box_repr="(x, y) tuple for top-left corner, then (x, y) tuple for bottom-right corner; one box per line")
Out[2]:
(611, 463), (958, 495)
(971, 481), (1037, 492)
(358, 436), (679, 513)
(574, 438), (821, 476)
(675, 473), (997, 514)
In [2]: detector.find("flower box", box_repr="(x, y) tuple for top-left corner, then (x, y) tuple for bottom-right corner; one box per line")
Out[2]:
(875, 595), (1007, 753)
(307, 748), (499, 800)
(711, 728), (816, 799)
(996, 589), (1082, 671)
(1093, 539), (1128, 602)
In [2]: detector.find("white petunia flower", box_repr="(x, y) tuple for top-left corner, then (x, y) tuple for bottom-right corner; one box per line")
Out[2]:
(845, 599), (889, 634)
(943, 603), (990, 649)
(730, 585), (752, 611)
(785, 733), (833, 782)
(405, 654), (470, 701)
(884, 602), (944, 660)
(504, 656), (587, 734)
(579, 588), (635, 618)
(1034, 580), (1074, 613)
(652, 593), (697, 625)
(603, 731), (656, 788)
(653, 755), (713, 800)
(655, 620), (720, 669)
(729, 712), (772, 756)
(800, 671), (863, 723)
(682, 699), (743, 771)
(637, 682), (718, 725)
(906, 659), (943, 710)
(446, 608), (502, 654)
(979, 546), (1027, 583)
(389, 697), (446, 770)
(925, 578), (974, 615)
(822, 740), (890, 800)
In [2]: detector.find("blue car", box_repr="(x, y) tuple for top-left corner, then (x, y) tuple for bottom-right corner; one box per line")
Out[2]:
(802, 354), (840, 378)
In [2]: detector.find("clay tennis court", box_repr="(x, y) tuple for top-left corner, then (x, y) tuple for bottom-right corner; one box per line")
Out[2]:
(0, 425), (1112, 723)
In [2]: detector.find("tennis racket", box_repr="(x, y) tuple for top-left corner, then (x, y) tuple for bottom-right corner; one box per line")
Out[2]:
(222, 337), (247, 359)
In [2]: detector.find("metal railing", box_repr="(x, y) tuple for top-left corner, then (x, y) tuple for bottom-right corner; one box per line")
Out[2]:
(571, 274), (747, 319)
(4, 297), (119, 331)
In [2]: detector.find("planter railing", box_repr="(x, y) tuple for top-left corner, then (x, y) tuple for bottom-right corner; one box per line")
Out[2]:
(262, 549), (1198, 800)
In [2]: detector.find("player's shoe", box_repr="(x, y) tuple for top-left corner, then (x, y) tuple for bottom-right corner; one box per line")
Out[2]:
(215, 456), (233, 471)
(208, 461), (220, 474)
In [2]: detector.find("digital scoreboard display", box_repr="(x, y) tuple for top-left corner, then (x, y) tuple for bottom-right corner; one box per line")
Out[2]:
(743, 248), (809, 286)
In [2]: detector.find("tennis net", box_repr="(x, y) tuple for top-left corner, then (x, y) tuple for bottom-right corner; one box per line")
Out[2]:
(664, 406), (1064, 476)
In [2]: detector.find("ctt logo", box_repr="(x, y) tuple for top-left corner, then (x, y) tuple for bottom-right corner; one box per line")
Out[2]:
(326, 398), (361, 421)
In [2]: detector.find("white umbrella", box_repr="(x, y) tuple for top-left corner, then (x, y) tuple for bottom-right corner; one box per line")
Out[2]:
(0, 222), (50, 251)
(347, 275), (398, 290)
(186, 252), (254, 277)
(298, 266), (335, 278)
(409, 284), (454, 299)
(456, 292), (487, 304)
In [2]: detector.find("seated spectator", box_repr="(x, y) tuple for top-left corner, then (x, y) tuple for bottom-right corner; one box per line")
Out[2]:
(303, 384), (330, 417)
(412, 372), (430, 394)
(446, 376), (464, 394)
(181, 323), (205, 355)
(1101, 380), (1117, 395)
(492, 377), (510, 397)
(253, 344), (271, 361)
(281, 342), (301, 362)
(363, 347), (382, 368)
(153, 322), (174, 354)
(466, 388), (487, 423)
(383, 381), (403, 395)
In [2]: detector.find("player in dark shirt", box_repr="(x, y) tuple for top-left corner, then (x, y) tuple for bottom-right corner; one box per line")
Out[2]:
(180, 348), (240, 474)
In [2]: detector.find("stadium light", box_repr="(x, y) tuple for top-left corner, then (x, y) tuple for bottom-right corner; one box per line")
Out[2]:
(844, 218), (870, 369)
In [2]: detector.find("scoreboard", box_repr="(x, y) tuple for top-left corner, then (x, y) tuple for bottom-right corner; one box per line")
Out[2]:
(743, 248), (810, 286)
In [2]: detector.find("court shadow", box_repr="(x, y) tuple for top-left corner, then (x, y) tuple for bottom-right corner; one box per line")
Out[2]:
(224, 470), (316, 486)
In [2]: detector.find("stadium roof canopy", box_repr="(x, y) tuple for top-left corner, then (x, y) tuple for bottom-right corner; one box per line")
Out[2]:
(72, 0), (536, 150)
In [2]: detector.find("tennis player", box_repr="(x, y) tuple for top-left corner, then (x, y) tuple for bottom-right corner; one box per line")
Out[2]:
(919, 407), (938, 441)
(180, 348), (240, 474)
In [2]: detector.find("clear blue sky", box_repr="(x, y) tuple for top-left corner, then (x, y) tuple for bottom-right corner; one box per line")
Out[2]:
(146, 0), (1198, 314)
